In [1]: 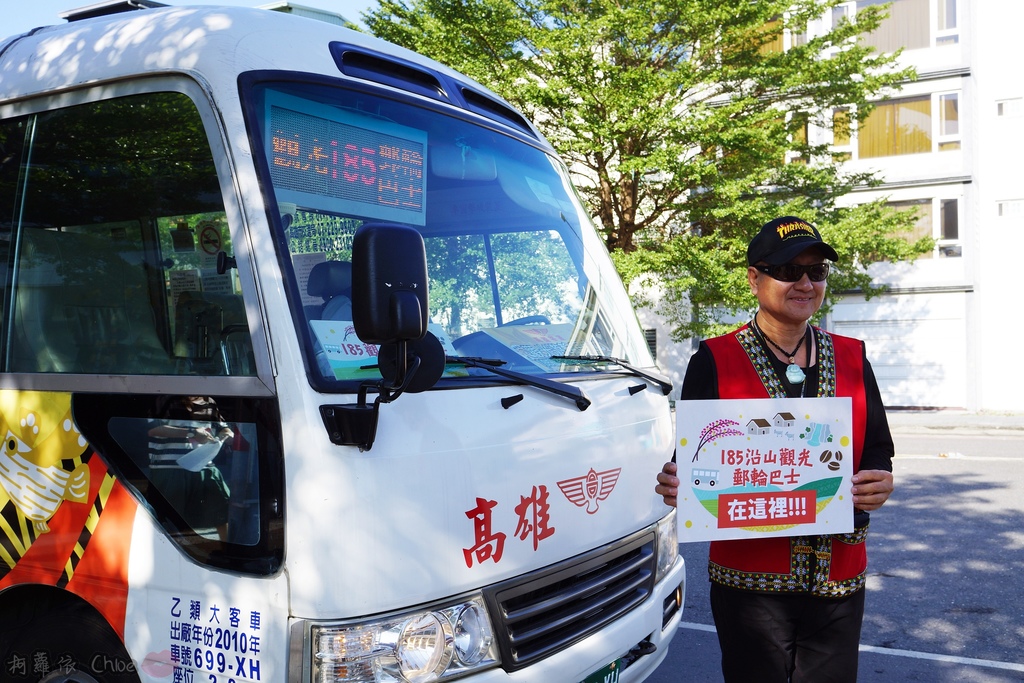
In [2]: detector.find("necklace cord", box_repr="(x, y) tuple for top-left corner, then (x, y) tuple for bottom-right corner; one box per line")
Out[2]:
(751, 315), (813, 390)
(753, 315), (807, 362)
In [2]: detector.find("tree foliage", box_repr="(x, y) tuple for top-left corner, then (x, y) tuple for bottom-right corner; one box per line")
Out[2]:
(363, 0), (930, 339)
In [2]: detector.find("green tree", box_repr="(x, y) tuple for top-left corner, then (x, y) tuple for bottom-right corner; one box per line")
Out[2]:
(364, 0), (930, 339)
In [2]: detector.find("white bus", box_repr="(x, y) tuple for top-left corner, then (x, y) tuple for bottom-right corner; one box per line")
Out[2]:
(0, 3), (684, 682)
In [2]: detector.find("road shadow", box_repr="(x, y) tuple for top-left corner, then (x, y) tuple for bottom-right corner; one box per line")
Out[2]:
(865, 466), (1024, 669)
(670, 464), (1024, 682)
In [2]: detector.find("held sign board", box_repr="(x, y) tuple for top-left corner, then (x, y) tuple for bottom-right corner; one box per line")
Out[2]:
(675, 397), (853, 543)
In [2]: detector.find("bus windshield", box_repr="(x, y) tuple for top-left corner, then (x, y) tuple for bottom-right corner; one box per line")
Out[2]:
(246, 81), (652, 388)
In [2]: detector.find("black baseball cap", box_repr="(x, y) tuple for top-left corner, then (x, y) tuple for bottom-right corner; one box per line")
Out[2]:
(747, 216), (839, 266)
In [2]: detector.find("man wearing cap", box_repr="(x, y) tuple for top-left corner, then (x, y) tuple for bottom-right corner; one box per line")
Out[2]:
(656, 216), (895, 682)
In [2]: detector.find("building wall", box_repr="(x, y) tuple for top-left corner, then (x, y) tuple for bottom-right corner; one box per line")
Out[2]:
(830, 0), (1023, 411)
(969, 0), (1024, 410)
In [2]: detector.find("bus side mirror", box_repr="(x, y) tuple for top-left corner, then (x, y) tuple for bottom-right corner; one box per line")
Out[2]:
(352, 223), (428, 344)
(322, 224), (433, 451)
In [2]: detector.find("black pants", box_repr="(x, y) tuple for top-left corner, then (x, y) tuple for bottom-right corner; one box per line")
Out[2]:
(710, 584), (866, 683)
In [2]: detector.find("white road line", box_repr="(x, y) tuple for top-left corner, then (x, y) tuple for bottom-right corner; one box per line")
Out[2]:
(678, 621), (716, 634)
(677, 622), (1024, 673)
(857, 644), (1024, 673)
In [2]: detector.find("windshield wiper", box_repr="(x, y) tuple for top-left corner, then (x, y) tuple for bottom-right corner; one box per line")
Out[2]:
(551, 355), (674, 396)
(446, 356), (591, 411)
(448, 356), (507, 367)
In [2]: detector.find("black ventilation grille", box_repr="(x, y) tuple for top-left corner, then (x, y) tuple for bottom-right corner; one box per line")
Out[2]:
(330, 43), (448, 102)
(460, 87), (534, 135)
(328, 43), (538, 139)
(484, 530), (656, 672)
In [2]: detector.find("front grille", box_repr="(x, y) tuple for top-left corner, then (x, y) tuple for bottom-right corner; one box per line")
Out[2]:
(484, 530), (656, 672)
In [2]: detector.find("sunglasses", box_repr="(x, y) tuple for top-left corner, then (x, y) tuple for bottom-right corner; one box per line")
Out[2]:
(753, 262), (831, 282)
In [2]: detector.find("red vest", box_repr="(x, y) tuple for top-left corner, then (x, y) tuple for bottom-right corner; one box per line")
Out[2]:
(703, 325), (869, 597)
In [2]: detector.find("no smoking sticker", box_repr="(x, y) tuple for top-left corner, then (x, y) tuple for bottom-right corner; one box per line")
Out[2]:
(198, 222), (222, 255)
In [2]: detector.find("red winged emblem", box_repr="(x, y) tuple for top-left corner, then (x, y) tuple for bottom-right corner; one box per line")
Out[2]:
(557, 467), (622, 514)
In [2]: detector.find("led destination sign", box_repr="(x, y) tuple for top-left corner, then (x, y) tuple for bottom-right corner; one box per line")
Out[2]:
(266, 91), (427, 225)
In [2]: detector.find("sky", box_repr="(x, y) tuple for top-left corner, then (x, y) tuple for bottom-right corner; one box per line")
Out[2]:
(3, 0), (378, 37)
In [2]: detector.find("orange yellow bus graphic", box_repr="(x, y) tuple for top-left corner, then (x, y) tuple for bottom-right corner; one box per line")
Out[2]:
(0, 390), (135, 637)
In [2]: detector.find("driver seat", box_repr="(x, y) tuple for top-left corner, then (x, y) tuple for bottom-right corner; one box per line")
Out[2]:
(307, 260), (353, 320)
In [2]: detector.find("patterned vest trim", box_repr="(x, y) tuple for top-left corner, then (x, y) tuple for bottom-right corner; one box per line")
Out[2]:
(704, 324), (869, 597)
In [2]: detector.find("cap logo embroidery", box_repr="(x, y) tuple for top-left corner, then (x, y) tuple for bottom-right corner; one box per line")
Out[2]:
(776, 221), (814, 240)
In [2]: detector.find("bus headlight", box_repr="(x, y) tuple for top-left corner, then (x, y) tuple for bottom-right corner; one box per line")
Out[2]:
(655, 508), (678, 583)
(311, 596), (498, 682)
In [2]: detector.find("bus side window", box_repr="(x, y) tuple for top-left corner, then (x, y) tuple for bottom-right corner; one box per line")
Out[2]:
(108, 397), (262, 546)
(12, 226), (175, 374)
(0, 92), (255, 376)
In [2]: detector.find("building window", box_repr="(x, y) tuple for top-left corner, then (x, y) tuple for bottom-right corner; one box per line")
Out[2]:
(891, 199), (933, 248)
(997, 98), (1023, 118)
(786, 113), (810, 164)
(833, 108), (852, 147)
(889, 197), (961, 258)
(831, 107), (853, 161)
(857, 0), (929, 52)
(833, 4), (851, 29)
(997, 200), (1023, 218)
(940, 199), (958, 240)
(859, 96), (931, 158)
(854, 0), (957, 52)
(936, 0), (959, 45)
(759, 17), (785, 54)
(854, 92), (960, 158)
(644, 328), (657, 358)
(938, 92), (960, 150)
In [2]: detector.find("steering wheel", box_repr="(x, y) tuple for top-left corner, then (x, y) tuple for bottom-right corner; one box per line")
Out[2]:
(500, 315), (551, 327)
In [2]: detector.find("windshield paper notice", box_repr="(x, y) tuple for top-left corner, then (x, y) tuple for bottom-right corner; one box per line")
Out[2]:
(675, 397), (853, 543)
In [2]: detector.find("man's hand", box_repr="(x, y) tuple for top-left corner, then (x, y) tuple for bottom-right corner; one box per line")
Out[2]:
(655, 461), (680, 508)
(851, 469), (894, 511)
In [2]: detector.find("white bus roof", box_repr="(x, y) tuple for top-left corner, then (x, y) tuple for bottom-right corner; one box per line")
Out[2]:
(0, 4), (538, 140)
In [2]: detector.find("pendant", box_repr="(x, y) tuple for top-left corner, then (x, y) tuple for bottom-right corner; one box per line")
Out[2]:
(785, 363), (806, 384)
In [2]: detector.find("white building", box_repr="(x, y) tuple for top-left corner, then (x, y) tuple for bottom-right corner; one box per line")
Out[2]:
(644, 0), (1023, 411)
(827, 0), (1022, 411)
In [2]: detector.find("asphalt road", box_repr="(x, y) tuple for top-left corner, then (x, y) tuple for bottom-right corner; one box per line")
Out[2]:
(646, 412), (1024, 682)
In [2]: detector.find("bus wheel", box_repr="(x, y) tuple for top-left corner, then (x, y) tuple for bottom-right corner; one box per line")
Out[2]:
(0, 586), (140, 683)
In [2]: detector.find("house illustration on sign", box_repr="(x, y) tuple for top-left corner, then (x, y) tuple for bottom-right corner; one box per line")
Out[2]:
(746, 418), (771, 436)
(773, 412), (796, 428)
